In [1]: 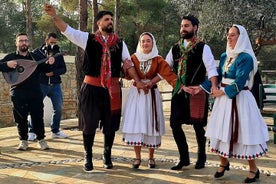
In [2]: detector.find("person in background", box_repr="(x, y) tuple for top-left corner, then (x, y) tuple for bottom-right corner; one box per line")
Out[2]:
(44, 3), (146, 172)
(0, 33), (54, 150)
(202, 25), (269, 183)
(165, 15), (218, 170)
(28, 32), (67, 141)
(273, 126), (276, 134)
(122, 32), (177, 169)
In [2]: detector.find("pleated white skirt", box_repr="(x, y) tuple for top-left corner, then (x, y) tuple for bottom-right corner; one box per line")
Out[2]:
(205, 89), (269, 160)
(122, 84), (165, 148)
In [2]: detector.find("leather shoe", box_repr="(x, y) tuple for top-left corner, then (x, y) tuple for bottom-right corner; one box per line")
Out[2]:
(214, 161), (230, 178)
(195, 161), (205, 169)
(148, 158), (156, 168)
(132, 158), (141, 169)
(103, 155), (113, 169)
(171, 160), (190, 170)
(244, 169), (260, 183)
(83, 162), (93, 172)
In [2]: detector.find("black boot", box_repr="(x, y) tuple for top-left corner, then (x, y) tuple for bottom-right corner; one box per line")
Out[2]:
(194, 124), (206, 169)
(103, 132), (115, 169)
(171, 127), (190, 170)
(83, 133), (95, 172)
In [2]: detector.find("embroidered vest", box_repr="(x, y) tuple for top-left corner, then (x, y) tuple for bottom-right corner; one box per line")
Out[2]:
(83, 33), (123, 77)
(171, 42), (206, 85)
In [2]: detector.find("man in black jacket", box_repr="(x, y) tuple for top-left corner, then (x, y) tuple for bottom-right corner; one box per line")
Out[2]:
(28, 33), (67, 141)
(0, 33), (54, 150)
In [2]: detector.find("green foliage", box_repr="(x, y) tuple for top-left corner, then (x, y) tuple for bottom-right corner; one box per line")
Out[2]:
(100, 0), (180, 56)
(0, 0), (26, 52)
(170, 0), (276, 60)
(1, 0), (274, 64)
(61, 0), (79, 12)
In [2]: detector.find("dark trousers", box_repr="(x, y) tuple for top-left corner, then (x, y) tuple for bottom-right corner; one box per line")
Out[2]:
(170, 91), (206, 162)
(12, 93), (45, 140)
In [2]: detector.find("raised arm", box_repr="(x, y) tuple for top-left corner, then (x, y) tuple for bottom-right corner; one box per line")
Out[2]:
(44, 3), (67, 32)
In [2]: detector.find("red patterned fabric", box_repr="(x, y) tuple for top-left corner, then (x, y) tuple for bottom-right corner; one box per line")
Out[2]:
(94, 31), (118, 90)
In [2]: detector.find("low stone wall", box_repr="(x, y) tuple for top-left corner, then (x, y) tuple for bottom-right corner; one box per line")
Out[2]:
(0, 55), (78, 127)
(0, 53), (175, 127)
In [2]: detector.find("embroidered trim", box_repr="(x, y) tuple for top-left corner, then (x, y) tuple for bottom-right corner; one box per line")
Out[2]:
(210, 147), (268, 160)
(124, 140), (161, 148)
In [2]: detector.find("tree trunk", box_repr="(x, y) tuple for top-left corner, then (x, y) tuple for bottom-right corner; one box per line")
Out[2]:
(25, 0), (33, 50)
(92, 0), (98, 33)
(75, 0), (88, 117)
(114, 0), (121, 35)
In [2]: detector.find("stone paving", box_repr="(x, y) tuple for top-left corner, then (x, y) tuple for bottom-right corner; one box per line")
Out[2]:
(0, 118), (275, 184)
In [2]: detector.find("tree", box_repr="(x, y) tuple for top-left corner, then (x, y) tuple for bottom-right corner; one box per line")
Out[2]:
(0, 0), (25, 52)
(92, 0), (98, 32)
(170, 0), (276, 59)
(101, 0), (180, 56)
(74, 0), (88, 117)
(114, 0), (120, 35)
(24, 0), (33, 49)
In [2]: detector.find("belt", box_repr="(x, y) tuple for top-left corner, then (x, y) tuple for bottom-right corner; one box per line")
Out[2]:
(221, 83), (249, 90)
(83, 75), (119, 87)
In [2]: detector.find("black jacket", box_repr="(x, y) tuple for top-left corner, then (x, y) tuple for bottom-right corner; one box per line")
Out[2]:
(32, 44), (66, 84)
(0, 51), (52, 96)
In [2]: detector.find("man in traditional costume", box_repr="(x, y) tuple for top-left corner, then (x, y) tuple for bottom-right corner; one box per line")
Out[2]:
(44, 3), (145, 172)
(166, 15), (218, 170)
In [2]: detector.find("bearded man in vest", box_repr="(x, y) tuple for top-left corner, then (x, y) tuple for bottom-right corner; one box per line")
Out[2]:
(166, 15), (218, 170)
(44, 3), (146, 172)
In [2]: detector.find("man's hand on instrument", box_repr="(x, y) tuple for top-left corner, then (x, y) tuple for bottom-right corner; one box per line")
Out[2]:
(45, 72), (54, 77)
(46, 56), (55, 65)
(7, 61), (17, 69)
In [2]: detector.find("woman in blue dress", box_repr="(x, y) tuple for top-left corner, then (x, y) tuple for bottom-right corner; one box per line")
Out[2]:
(202, 25), (269, 183)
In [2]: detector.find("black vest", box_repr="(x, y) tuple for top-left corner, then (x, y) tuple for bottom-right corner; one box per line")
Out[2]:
(172, 42), (206, 85)
(83, 33), (123, 77)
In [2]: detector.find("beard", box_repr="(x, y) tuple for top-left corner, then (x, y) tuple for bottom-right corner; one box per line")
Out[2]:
(19, 45), (29, 52)
(181, 31), (194, 39)
(102, 24), (113, 33)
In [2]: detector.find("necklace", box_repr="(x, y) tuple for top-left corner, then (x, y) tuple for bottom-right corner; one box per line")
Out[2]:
(224, 57), (234, 73)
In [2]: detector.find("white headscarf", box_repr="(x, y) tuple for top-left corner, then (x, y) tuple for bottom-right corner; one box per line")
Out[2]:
(226, 24), (258, 89)
(134, 32), (159, 62)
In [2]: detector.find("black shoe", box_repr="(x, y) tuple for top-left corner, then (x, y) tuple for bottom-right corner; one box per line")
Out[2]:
(84, 162), (93, 172)
(171, 160), (190, 170)
(148, 158), (156, 168)
(195, 161), (205, 169)
(132, 158), (141, 169)
(103, 162), (113, 169)
(83, 151), (93, 172)
(244, 169), (260, 183)
(214, 161), (230, 178)
(103, 155), (113, 169)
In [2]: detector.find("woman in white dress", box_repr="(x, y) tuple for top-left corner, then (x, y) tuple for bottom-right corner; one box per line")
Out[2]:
(202, 25), (269, 183)
(122, 32), (177, 169)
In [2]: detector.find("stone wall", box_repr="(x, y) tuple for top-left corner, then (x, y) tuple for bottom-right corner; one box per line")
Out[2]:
(0, 55), (78, 127)
(0, 53), (174, 127)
